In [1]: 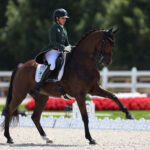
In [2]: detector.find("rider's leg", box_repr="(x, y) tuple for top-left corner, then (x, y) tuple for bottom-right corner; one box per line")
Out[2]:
(46, 50), (60, 70)
(33, 65), (52, 92)
(33, 50), (60, 93)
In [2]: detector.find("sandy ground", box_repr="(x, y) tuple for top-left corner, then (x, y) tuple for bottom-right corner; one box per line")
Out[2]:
(1, 96), (150, 150)
(0, 127), (150, 150)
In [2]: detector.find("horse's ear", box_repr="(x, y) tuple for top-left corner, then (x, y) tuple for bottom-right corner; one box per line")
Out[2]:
(113, 27), (119, 34)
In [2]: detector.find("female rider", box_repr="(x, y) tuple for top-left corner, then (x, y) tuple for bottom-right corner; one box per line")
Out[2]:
(33, 8), (71, 93)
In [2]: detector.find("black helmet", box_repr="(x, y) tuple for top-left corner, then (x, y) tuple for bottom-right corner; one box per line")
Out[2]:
(53, 8), (69, 20)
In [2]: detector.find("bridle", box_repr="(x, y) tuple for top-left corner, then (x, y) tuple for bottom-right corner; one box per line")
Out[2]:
(99, 31), (114, 64)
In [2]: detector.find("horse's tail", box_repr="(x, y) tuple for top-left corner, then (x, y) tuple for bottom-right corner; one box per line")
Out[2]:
(2, 68), (19, 128)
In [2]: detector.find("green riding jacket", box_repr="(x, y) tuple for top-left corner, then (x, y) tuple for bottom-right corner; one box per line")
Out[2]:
(48, 23), (69, 51)
(36, 23), (69, 64)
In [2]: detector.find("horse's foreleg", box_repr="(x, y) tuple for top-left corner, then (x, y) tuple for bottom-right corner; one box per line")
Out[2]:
(76, 95), (96, 145)
(31, 94), (53, 144)
(90, 85), (134, 119)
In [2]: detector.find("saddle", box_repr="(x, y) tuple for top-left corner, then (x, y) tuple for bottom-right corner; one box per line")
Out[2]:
(48, 53), (64, 81)
(35, 49), (70, 99)
(35, 53), (65, 82)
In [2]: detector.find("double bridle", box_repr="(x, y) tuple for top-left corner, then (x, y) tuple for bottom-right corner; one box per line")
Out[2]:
(98, 31), (114, 64)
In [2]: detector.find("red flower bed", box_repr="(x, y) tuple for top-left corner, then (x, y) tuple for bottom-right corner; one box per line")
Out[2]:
(92, 97), (150, 110)
(26, 98), (75, 110)
(25, 96), (150, 110)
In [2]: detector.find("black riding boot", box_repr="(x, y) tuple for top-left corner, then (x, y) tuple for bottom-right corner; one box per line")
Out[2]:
(33, 65), (52, 93)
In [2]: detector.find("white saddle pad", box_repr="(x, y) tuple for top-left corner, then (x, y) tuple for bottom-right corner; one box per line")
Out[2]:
(35, 54), (66, 82)
(35, 64), (47, 82)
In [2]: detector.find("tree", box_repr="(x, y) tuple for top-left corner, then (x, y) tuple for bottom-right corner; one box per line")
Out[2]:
(0, 0), (150, 70)
(104, 0), (150, 70)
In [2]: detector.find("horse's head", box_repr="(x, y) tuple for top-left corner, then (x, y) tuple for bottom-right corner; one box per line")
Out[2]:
(72, 28), (118, 67)
(95, 28), (118, 66)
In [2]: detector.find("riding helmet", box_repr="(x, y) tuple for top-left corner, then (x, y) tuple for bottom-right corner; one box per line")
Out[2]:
(53, 8), (69, 20)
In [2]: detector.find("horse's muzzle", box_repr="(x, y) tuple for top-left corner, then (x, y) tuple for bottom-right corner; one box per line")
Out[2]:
(102, 57), (112, 66)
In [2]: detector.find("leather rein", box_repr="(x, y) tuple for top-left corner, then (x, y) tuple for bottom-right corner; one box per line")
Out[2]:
(99, 32), (114, 64)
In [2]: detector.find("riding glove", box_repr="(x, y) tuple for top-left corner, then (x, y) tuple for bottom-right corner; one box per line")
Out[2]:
(64, 45), (72, 52)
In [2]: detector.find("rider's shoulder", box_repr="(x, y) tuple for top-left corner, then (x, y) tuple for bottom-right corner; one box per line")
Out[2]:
(50, 23), (60, 30)
(49, 24), (61, 33)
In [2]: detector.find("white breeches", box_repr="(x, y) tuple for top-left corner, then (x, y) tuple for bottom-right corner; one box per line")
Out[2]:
(45, 49), (61, 70)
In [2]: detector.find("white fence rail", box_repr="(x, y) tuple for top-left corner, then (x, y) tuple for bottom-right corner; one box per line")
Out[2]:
(0, 71), (12, 88)
(0, 67), (150, 93)
(101, 67), (150, 93)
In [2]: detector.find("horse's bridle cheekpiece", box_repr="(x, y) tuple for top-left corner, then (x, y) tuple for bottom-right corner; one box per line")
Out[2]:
(98, 28), (118, 64)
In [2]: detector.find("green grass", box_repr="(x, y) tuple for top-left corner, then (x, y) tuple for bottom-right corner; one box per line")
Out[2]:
(0, 105), (4, 111)
(95, 110), (150, 120)
(0, 105), (26, 111)
(39, 110), (150, 120)
(1, 105), (150, 120)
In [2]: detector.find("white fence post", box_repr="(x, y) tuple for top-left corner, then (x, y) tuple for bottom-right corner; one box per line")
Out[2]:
(72, 101), (95, 119)
(102, 67), (108, 89)
(131, 67), (137, 93)
(1, 68), (150, 93)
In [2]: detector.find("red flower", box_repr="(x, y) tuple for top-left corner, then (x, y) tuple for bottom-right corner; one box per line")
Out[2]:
(25, 96), (150, 111)
(26, 99), (35, 110)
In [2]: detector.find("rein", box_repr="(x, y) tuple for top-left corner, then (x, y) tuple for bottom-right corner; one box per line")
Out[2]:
(99, 39), (106, 64)
(100, 34), (114, 62)
(96, 34), (114, 66)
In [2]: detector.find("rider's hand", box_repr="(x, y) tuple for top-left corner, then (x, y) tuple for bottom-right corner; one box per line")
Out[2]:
(64, 45), (72, 52)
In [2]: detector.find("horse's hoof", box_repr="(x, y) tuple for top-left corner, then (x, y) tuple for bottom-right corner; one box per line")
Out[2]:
(89, 139), (96, 145)
(126, 113), (134, 119)
(46, 140), (53, 144)
(7, 138), (14, 144)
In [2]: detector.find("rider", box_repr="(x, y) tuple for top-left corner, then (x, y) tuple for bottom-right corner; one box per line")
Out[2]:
(33, 8), (72, 93)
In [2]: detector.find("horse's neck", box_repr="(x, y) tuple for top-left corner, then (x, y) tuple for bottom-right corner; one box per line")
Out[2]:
(66, 47), (97, 71)
(76, 37), (95, 53)
(66, 31), (100, 71)
(72, 43), (96, 66)
(64, 50), (99, 82)
(74, 31), (100, 56)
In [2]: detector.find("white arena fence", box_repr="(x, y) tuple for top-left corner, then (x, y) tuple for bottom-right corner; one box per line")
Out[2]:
(0, 67), (150, 93)
(0, 93), (150, 131)
(1, 114), (150, 131)
(101, 67), (150, 93)
(0, 71), (11, 88)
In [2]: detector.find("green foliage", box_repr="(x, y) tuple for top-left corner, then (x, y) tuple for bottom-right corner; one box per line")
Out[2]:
(0, 0), (150, 70)
(106, 0), (150, 70)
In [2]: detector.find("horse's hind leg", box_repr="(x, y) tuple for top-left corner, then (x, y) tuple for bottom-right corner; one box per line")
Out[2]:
(89, 85), (134, 119)
(4, 95), (25, 143)
(4, 109), (14, 143)
(30, 94), (53, 144)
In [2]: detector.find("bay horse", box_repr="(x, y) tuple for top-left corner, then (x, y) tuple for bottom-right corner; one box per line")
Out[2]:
(2, 29), (134, 144)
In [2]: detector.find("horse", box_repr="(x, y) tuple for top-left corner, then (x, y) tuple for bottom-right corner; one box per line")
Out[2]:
(2, 28), (134, 145)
